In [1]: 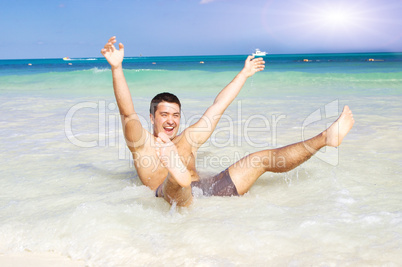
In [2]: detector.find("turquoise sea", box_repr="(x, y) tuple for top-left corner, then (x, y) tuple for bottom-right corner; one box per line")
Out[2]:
(1, 52), (402, 266)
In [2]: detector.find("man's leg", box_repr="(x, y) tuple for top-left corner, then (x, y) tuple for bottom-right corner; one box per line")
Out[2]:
(229, 105), (354, 195)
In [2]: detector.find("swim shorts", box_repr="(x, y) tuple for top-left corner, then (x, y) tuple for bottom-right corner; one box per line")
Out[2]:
(155, 168), (239, 197)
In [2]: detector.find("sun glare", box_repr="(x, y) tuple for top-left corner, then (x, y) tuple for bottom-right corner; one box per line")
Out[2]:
(310, 3), (364, 32)
(309, 2), (358, 29)
(327, 11), (350, 25)
(261, 0), (398, 49)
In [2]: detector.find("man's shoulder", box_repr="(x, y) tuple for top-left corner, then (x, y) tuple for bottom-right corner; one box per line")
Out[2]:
(129, 132), (155, 153)
(173, 130), (201, 151)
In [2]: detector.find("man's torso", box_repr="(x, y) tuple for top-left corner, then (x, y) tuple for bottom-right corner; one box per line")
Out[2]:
(130, 131), (199, 190)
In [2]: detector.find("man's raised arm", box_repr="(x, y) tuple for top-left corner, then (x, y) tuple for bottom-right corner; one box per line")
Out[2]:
(186, 56), (265, 146)
(101, 36), (148, 150)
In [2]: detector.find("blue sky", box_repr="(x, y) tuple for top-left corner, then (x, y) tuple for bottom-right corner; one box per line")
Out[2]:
(1, 0), (401, 59)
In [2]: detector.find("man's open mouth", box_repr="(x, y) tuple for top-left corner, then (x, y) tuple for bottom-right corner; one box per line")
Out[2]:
(164, 126), (174, 133)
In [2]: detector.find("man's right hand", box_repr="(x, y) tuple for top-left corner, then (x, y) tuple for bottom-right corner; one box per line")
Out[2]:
(101, 36), (124, 69)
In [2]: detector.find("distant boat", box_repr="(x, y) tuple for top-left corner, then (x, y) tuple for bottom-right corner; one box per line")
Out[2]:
(252, 49), (267, 57)
(63, 57), (71, 60)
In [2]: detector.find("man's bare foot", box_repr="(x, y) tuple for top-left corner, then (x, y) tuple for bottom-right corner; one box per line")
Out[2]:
(325, 105), (355, 147)
(155, 132), (192, 188)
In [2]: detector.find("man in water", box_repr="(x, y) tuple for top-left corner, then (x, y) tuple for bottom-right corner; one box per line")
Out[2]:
(101, 36), (354, 207)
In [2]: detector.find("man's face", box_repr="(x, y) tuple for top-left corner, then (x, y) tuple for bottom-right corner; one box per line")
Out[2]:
(150, 101), (181, 139)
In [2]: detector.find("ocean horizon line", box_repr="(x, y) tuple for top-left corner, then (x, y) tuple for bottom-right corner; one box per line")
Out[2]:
(1, 51), (401, 61)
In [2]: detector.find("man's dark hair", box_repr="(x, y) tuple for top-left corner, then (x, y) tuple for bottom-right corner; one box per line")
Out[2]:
(150, 92), (181, 116)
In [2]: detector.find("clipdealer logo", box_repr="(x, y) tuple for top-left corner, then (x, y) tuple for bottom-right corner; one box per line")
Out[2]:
(64, 99), (341, 167)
